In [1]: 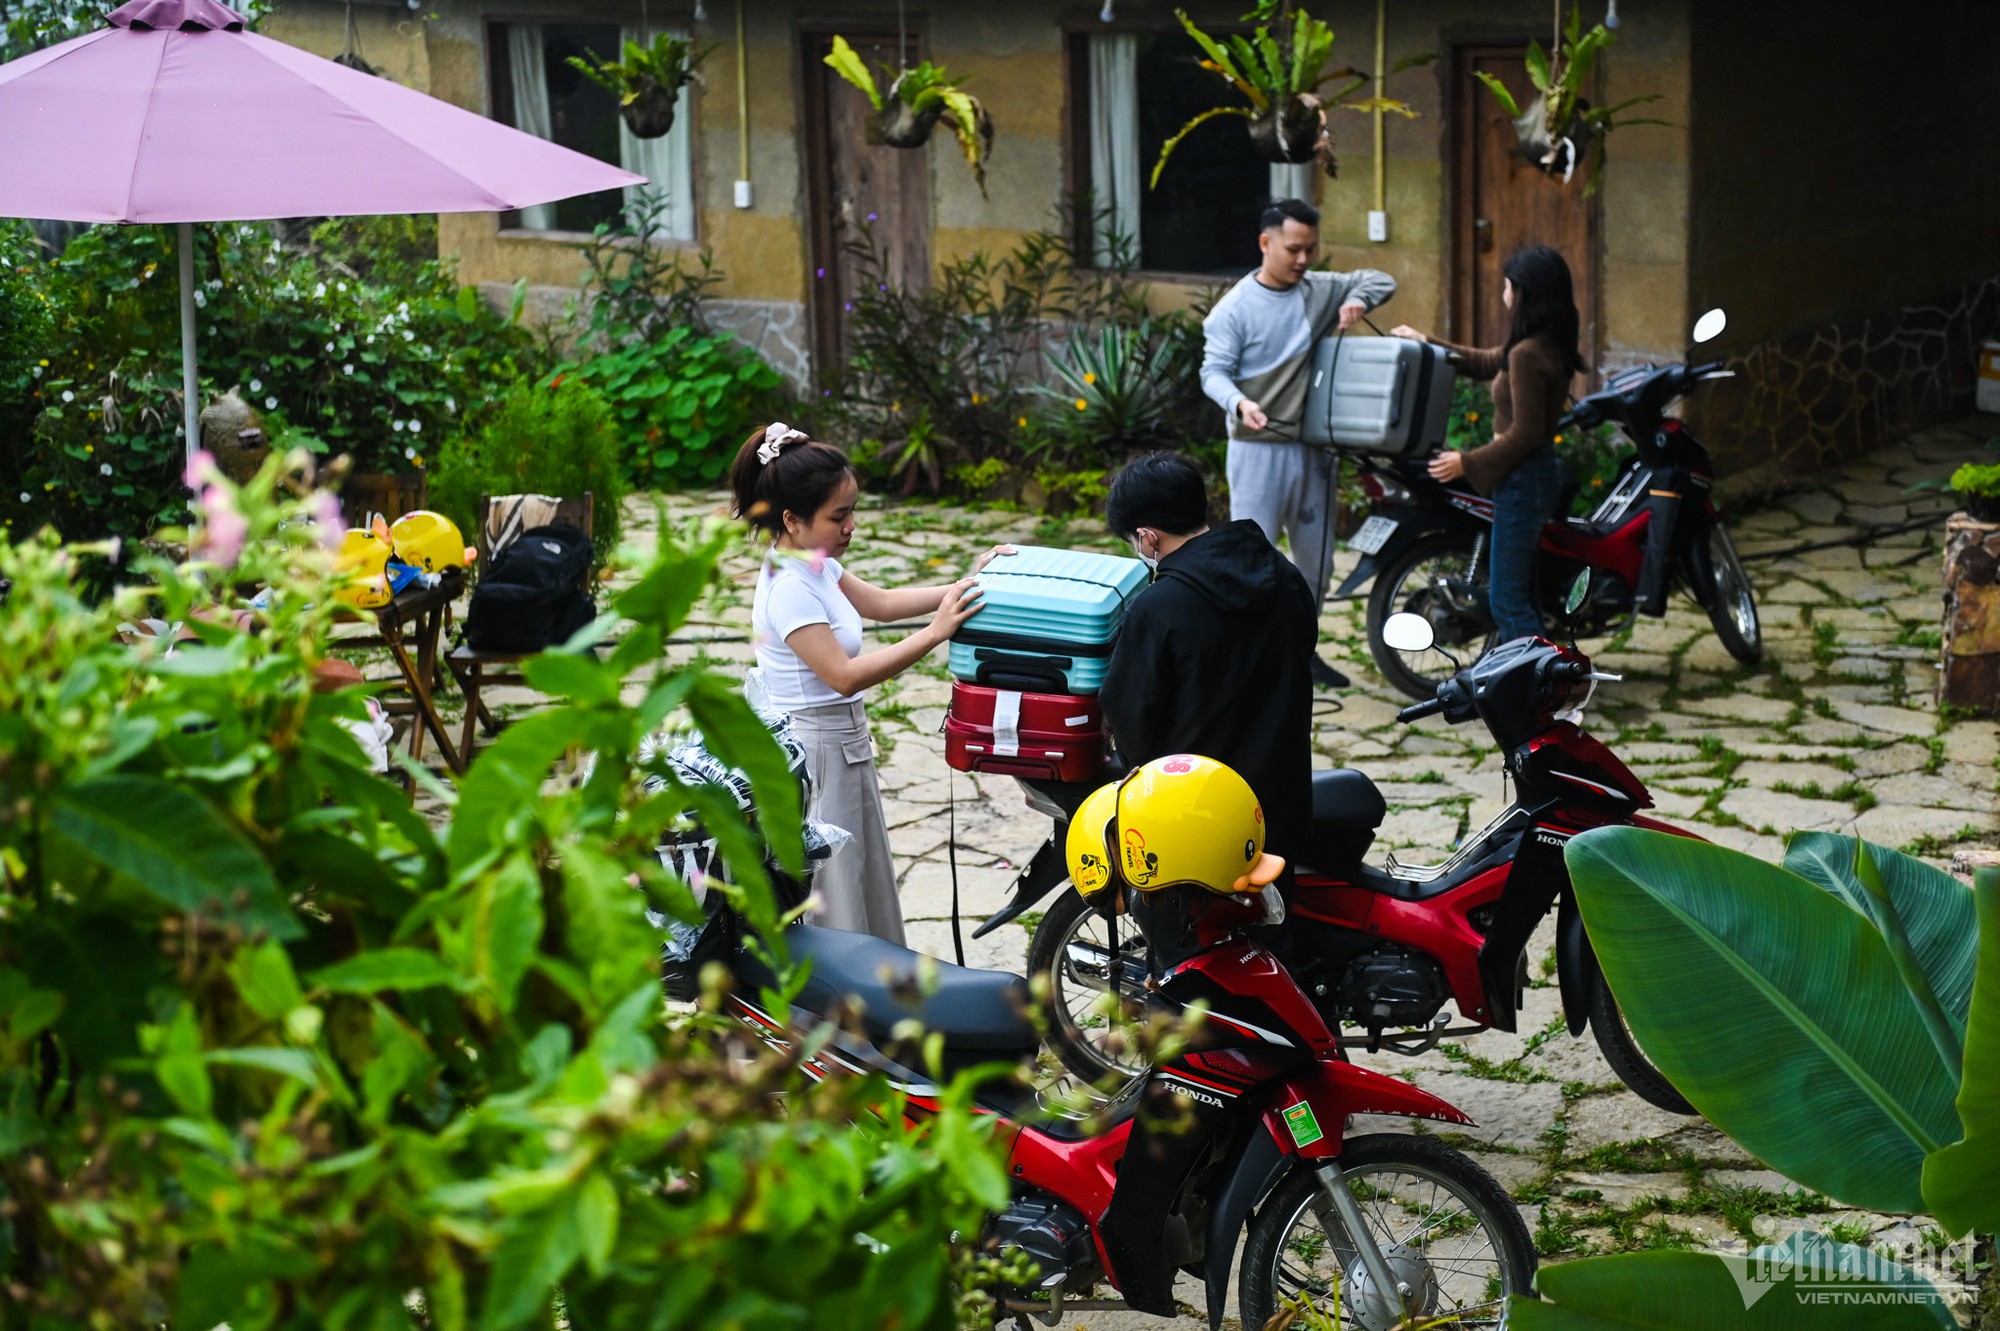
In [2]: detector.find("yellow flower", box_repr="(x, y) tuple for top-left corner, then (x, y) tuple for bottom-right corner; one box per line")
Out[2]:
(971, 392), (982, 404)
(890, 401), (900, 412)
(1553, 433), (1565, 444)
(1074, 398), (1087, 411)
(1467, 411), (1480, 422)
(1084, 372), (1097, 385)
(37, 359), (47, 367)
(84, 444), (92, 453)
(1017, 416), (1028, 428)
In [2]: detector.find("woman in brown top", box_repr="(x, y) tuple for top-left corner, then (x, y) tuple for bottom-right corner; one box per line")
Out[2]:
(1390, 245), (1585, 643)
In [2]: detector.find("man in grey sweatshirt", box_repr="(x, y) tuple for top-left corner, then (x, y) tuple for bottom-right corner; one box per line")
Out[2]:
(1201, 198), (1397, 689)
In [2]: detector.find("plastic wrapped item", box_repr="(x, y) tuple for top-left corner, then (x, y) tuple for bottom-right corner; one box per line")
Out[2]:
(643, 712), (850, 998)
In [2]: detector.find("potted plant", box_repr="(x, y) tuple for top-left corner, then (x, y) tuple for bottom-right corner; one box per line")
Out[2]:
(1473, 3), (1665, 189)
(823, 35), (995, 196)
(569, 33), (711, 140)
(1151, 5), (1422, 187)
(1949, 461), (2000, 522)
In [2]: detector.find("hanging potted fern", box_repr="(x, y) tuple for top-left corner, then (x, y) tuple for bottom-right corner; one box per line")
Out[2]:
(823, 35), (995, 196)
(1473, 4), (1665, 189)
(1152, 5), (1423, 186)
(568, 33), (711, 139)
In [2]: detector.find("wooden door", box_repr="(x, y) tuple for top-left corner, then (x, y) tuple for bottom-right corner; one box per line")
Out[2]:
(801, 30), (931, 380)
(1451, 47), (1597, 367)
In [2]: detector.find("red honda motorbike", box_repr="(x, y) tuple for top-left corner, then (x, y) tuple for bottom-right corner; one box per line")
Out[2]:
(1348, 318), (1760, 701)
(1021, 621), (1701, 1115)
(714, 878), (1535, 1328)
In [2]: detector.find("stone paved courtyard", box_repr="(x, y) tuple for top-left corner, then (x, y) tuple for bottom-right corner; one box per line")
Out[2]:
(467, 415), (1999, 1326)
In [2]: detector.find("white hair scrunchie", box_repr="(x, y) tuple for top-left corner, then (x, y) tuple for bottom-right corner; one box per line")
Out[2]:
(756, 422), (809, 465)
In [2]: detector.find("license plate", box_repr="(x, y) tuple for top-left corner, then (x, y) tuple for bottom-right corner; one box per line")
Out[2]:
(1348, 515), (1399, 555)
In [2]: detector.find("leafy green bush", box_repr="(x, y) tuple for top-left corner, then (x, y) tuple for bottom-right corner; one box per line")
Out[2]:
(0, 222), (55, 492)
(553, 327), (781, 490)
(1949, 461), (2000, 498)
(0, 458), (1009, 1327)
(428, 375), (626, 563)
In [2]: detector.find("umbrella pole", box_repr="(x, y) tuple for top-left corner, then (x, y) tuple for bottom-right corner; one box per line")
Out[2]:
(178, 221), (199, 476)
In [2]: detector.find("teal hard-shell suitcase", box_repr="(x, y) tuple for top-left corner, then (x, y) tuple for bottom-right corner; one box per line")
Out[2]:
(947, 546), (1149, 695)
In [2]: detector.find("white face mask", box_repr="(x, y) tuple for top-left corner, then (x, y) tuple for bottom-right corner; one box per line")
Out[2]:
(1131, 533), (1158, 571)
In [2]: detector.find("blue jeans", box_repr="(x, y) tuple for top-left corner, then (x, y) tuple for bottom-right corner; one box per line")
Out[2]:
(1487, 447), (1562, 643)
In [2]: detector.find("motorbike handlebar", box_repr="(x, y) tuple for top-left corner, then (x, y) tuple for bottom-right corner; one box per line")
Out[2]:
(1397, 696), (1449, 724)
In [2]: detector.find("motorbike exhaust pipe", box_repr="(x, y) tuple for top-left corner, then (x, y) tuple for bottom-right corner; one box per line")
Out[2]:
(1634, 489), (1682, 617)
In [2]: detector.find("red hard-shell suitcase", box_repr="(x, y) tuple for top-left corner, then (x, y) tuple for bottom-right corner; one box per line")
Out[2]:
(943, 681), (1105, 783)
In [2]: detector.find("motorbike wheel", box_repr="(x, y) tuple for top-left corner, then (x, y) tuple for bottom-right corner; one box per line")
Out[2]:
(1588, 976), (1698, 1115)
(1240, 1134), (1536, 1330)
(1366, 530), (1497, 703)
(1689, 522), (1763, 664)
(1025, 888), (1151, 1082)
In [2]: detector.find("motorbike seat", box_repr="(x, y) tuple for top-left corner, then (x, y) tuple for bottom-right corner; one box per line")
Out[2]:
(744, 924), (1040, 1055)
(1300, 769), (1387, 873)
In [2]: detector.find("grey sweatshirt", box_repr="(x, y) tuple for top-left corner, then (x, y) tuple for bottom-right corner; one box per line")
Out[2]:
(1200, 267), (1398, 442)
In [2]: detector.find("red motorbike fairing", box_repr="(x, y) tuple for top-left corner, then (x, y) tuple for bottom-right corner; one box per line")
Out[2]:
(1527, 723), (1651, 808)
(1161, 939), (1341, 1059)
(1293, 866), (1508, 1023)
(1540, 508), (1650, 585)
(1259, 1058), (1477, 1160)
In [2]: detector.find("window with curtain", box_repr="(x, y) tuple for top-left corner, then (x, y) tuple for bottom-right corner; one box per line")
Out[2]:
(487, 21), (696, 240)
(1075, 29), (1302, 277)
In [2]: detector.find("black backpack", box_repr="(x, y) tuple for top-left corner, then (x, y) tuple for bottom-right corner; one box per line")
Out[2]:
(463, 522), (596, 653)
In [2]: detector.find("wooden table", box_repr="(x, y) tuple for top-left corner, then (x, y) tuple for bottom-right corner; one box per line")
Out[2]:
(363, 567), (466, 776)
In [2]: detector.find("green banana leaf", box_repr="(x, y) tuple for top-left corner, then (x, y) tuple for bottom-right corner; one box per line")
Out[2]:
(1566, 827), (1960, 1213)
(824, 35), (883, 112)
(1783, 832), (1977, 1029)
(1510, 1233), (1955, 1329)
(1922, 867), (2000, 1237)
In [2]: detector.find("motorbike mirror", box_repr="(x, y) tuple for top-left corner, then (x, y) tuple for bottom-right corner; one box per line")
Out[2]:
(1690, 308), (1727, 344)
(1563, 569), (1592, 617)
(1381, 612), (1437, 654)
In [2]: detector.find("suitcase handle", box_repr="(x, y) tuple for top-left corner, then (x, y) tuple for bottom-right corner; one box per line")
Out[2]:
(973, 648), (1072, 692)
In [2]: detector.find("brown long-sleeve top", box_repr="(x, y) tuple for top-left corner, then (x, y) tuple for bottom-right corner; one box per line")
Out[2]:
(1428, 334), (1574, 497)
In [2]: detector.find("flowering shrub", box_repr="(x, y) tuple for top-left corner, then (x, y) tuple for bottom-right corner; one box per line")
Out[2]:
(1, 219), (545, 549)
(0, 462), (1010, 1327)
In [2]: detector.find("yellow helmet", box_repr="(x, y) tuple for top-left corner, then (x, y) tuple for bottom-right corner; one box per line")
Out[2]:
(1064, 756), (1285, 897)
(332, 527), (393, 609)
(389, 509), (469, 573)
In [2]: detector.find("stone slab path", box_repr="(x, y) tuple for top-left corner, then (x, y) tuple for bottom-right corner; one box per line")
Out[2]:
(454, 414), (1999, 1327)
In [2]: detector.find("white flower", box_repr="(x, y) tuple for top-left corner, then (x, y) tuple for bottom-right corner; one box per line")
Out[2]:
(337, 281), (348, 292)
(314, 283), (327, 299)
(99, 463), (112, 476)
(391, 419), (405, 432)
(343, 364), (354, 375)
(404, 447), (417, 460)
(444, 396), (455, 412)
(402, 330), (414, 341)
(18, 492), (29, 503)
(174, 425), (185, 436)
(397, 301), (409, 315)
(249, 378), (262, 392)
(30, 365), (41, 378)
(264, 396), (278, 410)
(192, 290), (206, 308)
(325, 341), (335, 353)
(408, 420), (421, 435)
(206, 278), (223, 291)
(365, 334), (375, 344)
(60, 390), (73, 403)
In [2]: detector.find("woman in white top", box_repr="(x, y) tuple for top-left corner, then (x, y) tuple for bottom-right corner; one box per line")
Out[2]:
(730, 423), (1006, 943)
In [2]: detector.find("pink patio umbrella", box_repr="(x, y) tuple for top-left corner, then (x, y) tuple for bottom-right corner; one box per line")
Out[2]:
(0, 0), (643, 466)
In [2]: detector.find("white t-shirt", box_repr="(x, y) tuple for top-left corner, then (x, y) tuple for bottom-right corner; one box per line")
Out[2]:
(753, 552), (865, 708)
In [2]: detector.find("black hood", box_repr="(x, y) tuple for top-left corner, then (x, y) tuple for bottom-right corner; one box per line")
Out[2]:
(1154, 520), (1289, 612)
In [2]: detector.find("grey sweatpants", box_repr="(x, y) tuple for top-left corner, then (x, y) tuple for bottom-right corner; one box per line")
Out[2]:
(1227, 438), (1340, 609)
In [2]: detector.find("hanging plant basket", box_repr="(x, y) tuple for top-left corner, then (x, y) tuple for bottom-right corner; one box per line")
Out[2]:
(621, 75), (681, 139)
(868, 97), (946, 149)
(1510, 90), (1595, 181)
(1247, 95), (1324, 165)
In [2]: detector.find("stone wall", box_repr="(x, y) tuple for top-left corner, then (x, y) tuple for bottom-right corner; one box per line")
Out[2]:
(1692, 277), (2000, 495)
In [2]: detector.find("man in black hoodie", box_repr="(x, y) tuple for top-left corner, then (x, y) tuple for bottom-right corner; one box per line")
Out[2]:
(1100, 453), (1318, 881)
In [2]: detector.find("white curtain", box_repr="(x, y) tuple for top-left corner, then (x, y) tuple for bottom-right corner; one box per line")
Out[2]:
(506, 26), (557, 230)
(1088, 33), (1140, 268)
(619, 25), (697, 241)
(1269, 161), (1316, 208)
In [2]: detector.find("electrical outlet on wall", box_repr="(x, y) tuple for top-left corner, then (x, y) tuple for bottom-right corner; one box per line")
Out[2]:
(733, 180), (754, 209)
(1367, 210), (1388, 243)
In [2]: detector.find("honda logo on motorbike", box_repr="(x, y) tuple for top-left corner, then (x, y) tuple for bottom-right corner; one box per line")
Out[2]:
(1534, 829), (1573, 849)
(1161, 1077), (1225, 1108)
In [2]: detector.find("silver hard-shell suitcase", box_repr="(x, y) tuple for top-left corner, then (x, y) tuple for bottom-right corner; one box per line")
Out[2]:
(1299, 336), (1455, 456)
